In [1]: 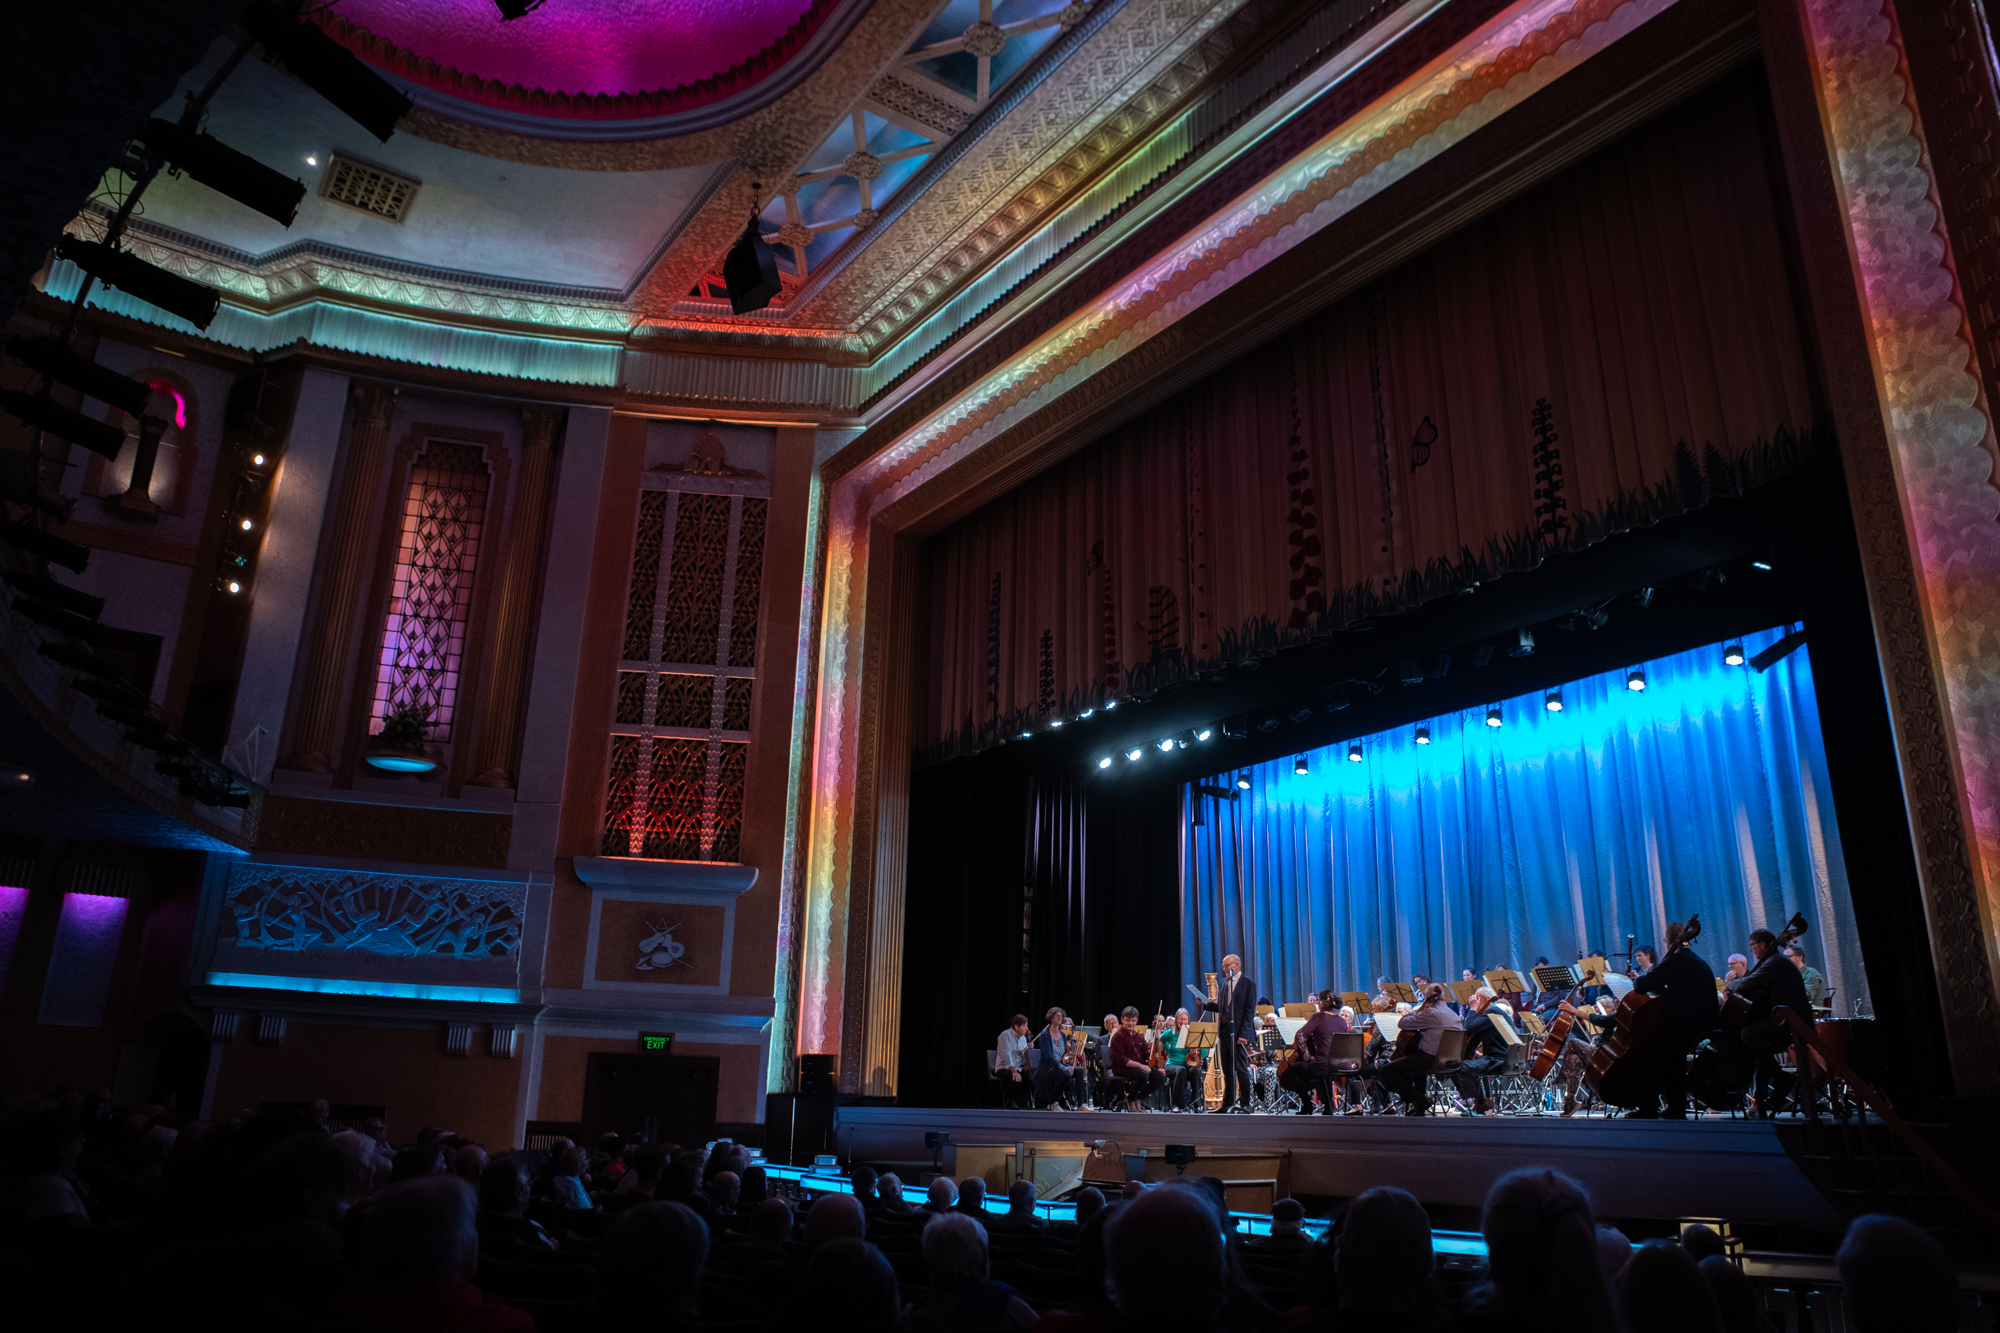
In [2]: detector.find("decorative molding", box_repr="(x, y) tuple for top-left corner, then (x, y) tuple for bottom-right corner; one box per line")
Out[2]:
(253, 794), (514, 868)
(222, 861), (526, 960)
(210, 1009), (240, 1043)
(446, 1020), (477, 1056)
(257, 1012), (287, 1046)
(571, 856), (759, 903)
(490, 1022), (519, 1058)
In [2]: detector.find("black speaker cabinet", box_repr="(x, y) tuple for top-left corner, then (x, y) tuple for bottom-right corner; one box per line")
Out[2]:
(798, 1053), (837, 1096)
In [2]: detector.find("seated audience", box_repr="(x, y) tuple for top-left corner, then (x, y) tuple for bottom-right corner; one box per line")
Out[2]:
(1596, 1225), (1634, 1281)
(476, 1155), (556, 1253)
(546, 1144), (592, 1211)
(806, 1191), (869, 1254)
(1105, 1185), (1229, 1331)
(1836, 1214), (1958, 1332)
(954, 1176), (992, 1225)
(452, 1144), (488, 1187)
(740, 1163), (770, 1206)
(1250, 1197), (1310, 1256)
(905, 1211), (1038, 1330)
(1679, 1224), (1725, 1263)
(730, 1196), (796, 1255)
(852, 1164), (881, 1211)
(603, 1143), (666, 1215)
(1032, 1204), (1117, 1333)
(707, 1168), (741, 1215)
(328, 1176), (533, 1331)
(1073, 1186), (1106, 1227)
(1616, 1239), (1723, 1333)
(807, 1236), (905, 1331)
(925, 1176), (959, 1217)
(1698, 1255), (1772, 1333)
(1332, 1187), (1434, 1318)
(1450, 1168), (1618, 1330)
(389, 1142), (447, 1183)
(880, 1171), (914, 1214)
(594, 1200), (707, 1330)
(994, 1179), (1045, 1231)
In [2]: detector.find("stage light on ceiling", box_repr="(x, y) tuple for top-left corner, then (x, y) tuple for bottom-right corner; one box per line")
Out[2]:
(1626, 668), (1647, 692)
(1195, 727), (1212, 741)
(1751, 559), (1773, 571)
(1415, 724), (1431, 745)
(1125, 747), (1143, 762)
(1157, 737), (1176, 753)
(1048, 719), (1063, 729)
(1103, 701), (1117, 711)
(1510, 628), (1535, 657)
(1078, 708), (1093, 719)
(242, 1), (415, 143)
(1724, 642), (1745, 666)
(1097, 756), (1112, 769)
(1486, 707), (1503, 728)
(0, 389), (126, 459)
(6, 336), (150, 415)
(54, 236), (221, 329)
(225, 580), (242, 594)
(137, 119), (306, 227)
(1347, 744), (1363, 763)
(251, 453), (267, 466)
(1019, 731), (1032, 740)
(239, 518), (254, 531)
(1545, 690), (1563, 712)
(1292, 755), (1308, 775)
(305, 155), (318, 166)
(1236, 773), (1251, 790)
(723, 216), (783, 315)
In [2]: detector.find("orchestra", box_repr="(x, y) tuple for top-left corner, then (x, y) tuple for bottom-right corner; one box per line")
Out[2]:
(999, 914), (1827, 1119)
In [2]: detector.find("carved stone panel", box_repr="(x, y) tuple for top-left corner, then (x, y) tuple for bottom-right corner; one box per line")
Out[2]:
(223, 862), (525, 960)
(591, 899), (727, 988)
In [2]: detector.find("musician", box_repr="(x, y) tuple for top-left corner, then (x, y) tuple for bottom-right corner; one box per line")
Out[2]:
(1286, 989), (1350, 1115)
(1033, 1007), (1088, 1109)
(1623, 919), (1716, 1120)
(1199, 954), (1256, 1113)
(1631, 946), (1658, 977)
(1451, 987), (1510, 1114)
(995, 1014), (1033, 1109)
(1786, 946), (1829, 1009)
(1552, 994), (1618, 1115)
(1367, 983), (1462, 1115)
(1725, 953), (1749, 982)
(1527, 958), (1567, 1014)
(1159, 1008), (1198, 1111)
(1108, 1007), (1166, 1110)
(1731, 927), (1813, 1116)
(1371, 975), (1394, 1009)
(1093, 1013), (1119, 1107)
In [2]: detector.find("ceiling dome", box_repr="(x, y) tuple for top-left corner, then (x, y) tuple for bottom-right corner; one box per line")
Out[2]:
(314, 0), (857, 125)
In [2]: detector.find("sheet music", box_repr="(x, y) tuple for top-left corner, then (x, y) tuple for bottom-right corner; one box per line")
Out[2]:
(1274, 1016), (1305, 1042)
(1374, 1013), (1402, 1043)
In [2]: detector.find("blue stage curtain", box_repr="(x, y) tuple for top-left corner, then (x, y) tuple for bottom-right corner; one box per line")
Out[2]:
(1183, 628), (1867, 1013)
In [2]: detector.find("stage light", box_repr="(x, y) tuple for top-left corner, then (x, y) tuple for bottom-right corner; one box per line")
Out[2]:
(1288, 705), (1313, 723)
(1415, 725), (1431, 744)
(1019, 731), (1032, 740)
(54, 237), (220, 329)
(1510, 628), (1535, 657)
(225, 580), (242, 594)
(239, 518), (254, 531)
(1125, 747), (1143, 761)
(1195, 727), (1212, 741)
(1751, 559), (1773, 571)
(251, 453), (267, 466)
(1636, 586), (1655, 609)
(1486, 707), (1503, 728)
(1236, 773), (1250, 790)
(1156, 737), (1175, 752)
(137, 119), (306, 227)
(305, 155), (317, 166)
(1627, 669), (1647, 692)
(1104, 701), (1117, 711)
(1078, 708), (1093, 719)
(1347, 744), (1363, 763)
(1545, 690), (1563, 712)
(1097, 756), (1112, 769)
(1293, 755), (1308, 776)
(5, 337), (150, 415)
(1048, 719), (1063, 729)
(1256, 716), (1280, 733)
(0, 389), (126, 459)
(724, 217), (783, 315)
(1724, 642), (1744, 666)
(242, 1), (415, 142)
(1399, 659), (1423, 686)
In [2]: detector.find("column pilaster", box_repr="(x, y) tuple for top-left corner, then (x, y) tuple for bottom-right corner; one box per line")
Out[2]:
(469, 405), (562, 787)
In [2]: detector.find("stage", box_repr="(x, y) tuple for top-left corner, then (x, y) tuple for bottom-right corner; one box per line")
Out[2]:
(830, 1105), (1844, 1232)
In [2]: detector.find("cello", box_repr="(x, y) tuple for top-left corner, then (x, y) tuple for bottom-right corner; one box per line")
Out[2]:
(1527, 956), (1605, 1080)
(1583, 916), (1704, 1107)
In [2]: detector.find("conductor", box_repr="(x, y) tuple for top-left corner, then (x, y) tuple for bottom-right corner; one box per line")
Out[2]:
(1200, 953), (1256, 1112)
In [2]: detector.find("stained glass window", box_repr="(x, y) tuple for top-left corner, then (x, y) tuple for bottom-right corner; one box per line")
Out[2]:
(372, 440), (490, 743)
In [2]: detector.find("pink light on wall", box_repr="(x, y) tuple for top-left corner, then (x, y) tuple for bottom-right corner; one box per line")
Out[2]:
(0, 885), (28, 996)
(38, 892), (129, 1027)
(148, 380), (186, 429)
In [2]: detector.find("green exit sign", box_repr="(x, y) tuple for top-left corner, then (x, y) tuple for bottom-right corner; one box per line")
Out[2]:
(639, 1032), (674, 1054)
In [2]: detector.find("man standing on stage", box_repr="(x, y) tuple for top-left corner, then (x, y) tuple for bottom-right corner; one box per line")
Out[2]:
(1200, 953), (1256, 1112)
(1626, 920), (1716, 1119)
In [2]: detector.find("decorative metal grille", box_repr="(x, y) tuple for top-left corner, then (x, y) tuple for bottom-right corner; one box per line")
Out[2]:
(373, 440), (488, 742)
(601, 477), (769, 862)
(320, 154), (422, 223)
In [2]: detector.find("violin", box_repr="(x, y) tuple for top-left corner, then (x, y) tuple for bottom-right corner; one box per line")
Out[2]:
(1149, 1000), (1167, 1071)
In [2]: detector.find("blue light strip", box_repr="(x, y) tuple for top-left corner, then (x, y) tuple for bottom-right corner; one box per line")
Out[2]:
(204, 971), (521, 1004)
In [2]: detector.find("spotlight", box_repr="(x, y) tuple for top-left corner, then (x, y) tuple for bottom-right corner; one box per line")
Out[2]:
(5, 337), (150, 415)
(1627, 669), (1647, 692)
(242, 1), (415, 142)
(0, 518), (90, 573)
(1019, 731), (1032, 740)
(1104, 701), (1117, 711)
(1399, 659), (1423, 687)
(1510, 628), (1535, 657)
(1048, 719), (1063, 729)
(137, 119), (306, 227)
(54, 236), (221, 330)
(1125, 748), (1143, 761)
(0, 389), (126, 459)
(1256, 717), (1279, 733)
(1097, 756), (1112, 769)
(1078, 708), (1094, 719)
(1288, 705), (1313, 723)
(1293, 755), (1308, 776)
(239, 518), (254, 531)
(305, 155), (317, 166)
(1636, 586), (1655, 609)
(1156, 738), (1175, 753)
(1347, 744), (1363, 763)
(1486, 707), (1503, 728)
(723, 216), (783, 315)
(1751, 559), (1773, 571)
(1235, 773), (1250, 790)
(1723, 642), (1745, 666)
(251, 453), (267, 466)
(1415, 725), (1431, 745)
(1194, 727), (1212, 741)
(225, 580), (242, 594)
(1545, 690), (1563, 712)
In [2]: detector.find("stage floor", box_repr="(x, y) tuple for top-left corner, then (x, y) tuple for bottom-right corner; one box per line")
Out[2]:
(831, 1105), (1842, 1231)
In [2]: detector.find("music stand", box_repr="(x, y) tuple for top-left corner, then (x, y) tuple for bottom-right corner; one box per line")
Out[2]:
(1450, 978), (1482, 1005)
(1485, 968), (1528, 995)
(1384, 982), (1417, 1005)
(1578, 955), (1609, 986)
(1282, 1002), (1314, 1018)
(1183, 1021), (1219, 1055)
(1487, 1011), (1525, 1047)
(1532, 964), (1579, 994)
(1340, 991), (1371, 1014)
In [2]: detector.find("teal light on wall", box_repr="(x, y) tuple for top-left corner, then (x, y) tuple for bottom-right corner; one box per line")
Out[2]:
(205, 971), (520, 1004)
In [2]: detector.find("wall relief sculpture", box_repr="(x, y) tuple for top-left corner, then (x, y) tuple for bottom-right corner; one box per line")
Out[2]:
(224, 864), (524, 959)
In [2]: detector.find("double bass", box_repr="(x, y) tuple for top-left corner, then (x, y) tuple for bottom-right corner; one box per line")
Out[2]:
(1583, 916), (1704, 1107)
(1688, 912), (1810, 1108)
(1528, 957), (1605, 1080)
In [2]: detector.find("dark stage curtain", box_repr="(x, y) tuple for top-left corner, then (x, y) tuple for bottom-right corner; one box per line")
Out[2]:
(900, 766), (1179, 1107)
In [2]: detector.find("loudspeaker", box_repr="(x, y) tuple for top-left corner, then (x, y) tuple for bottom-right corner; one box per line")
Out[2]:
(723, 217), (783, 315)
(798, 1053), (837, 1096)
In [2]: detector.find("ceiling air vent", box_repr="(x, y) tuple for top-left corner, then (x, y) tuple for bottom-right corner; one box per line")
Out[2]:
(318, 154), (420, 224)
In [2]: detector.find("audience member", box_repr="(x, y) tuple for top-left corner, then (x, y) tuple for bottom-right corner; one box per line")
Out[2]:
(954, 1176), (991, 1225)
(1616, 1239), (1722, 1333)
(476, 1155), (555, 1253)
(852, 1164), (881, 1210)
(805, 1191), (868, 1253)
(1679, 1224), (1725, 1263)
(737, 1196), (796, 1253)
(1032, 1204), (1117, 1333)
(925, 1177), (959, 1217)
(1105, 1185), (1227, 1330)
(595, 1200), (708, 1329)
(1330, 1186), (1434, 1317)
(1451, 1168), (1618, 1330)
(1073, 1186), (1105, 1227)
(905, 1211), (1038, 1330)
(328, 1176), (532, 1331)
(1836, 1214), (1958, 1332)
(546, 1144), (592, 1210)
(707, 1169), (741, 1215)
(1, 1108), (87, 1223)
(1697, 1256), (1771, 1333)
(603, 1143), (666, 1215)
(740, 1163), (770, 1206)
(1596, 1226), (1634, 1281)
(389, 1141), (447, 1183)
(1252, 1197), (1309, 1256)
(995, 1179), (1045, 1231)
(452, 1144), (488, 1187)
(880, 1171), (914, 1214)
(807, 1236), (905, 1331)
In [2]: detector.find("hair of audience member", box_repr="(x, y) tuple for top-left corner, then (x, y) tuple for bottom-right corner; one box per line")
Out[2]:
(740, 1164), (769, 1205)
(806, 1238), (903, 1331)
(549, 1143), (585, 1178)
(630, 1141), (668, 1184)
(1333, 1187), (1432, 1312)
(1679, 1224), (1724, 1264)
(746, 1196), (794, 1249)
(662, 1155), (702, 1201)
(356, 1176), (480, 1292)
(879, 1171), (904, 1204)
(1074, 1186), (1105, 1225)
(805, 1190), (867, 1252)
(707, 1170), (740, 1210)
(597, 1201), (709, 1324)
(451, 1144), (488, 1186)
(1120, 1179), (1149, 1202)
(1272, 1197), (1305, 1229)
(389, 1141), (446, 1183)
(1071, 1204), (1120, 1314)
(1617, 1239), (1723, 1333)
(1698, 1256), (1769, 1333)
(257, 1130), (368, 1223)
(850, 1164), (878, 1201)
(927, 1177), (958, 1208)
(479, 1155), (531, 1216)
(958, 1175), (986, 1206)
(1597, 1225), (1635, 1281)
(1836, 1214), (1958, 1332)
(923, 1212), (991, 1285)
(1106, 1185), (1227, 1323)
(1006, 1179), (1036, 1217)
(1478, 1168), (1621, 1325)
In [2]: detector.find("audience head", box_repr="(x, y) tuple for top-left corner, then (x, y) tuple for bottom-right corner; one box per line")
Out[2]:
(389, 1141), (446, 1183)
(746, 1196), (794, 1249)
(10, 1108), (83, 1179)
(478, 1154), (531, 1217)
(451, 1144), (487, 1185)
(662, 1155), (702, 1201)
(1698, 1255), (1768, 1333)
(1272, 1197), (1305, 1236)
(923, 1212), (991, 1284)
(1479, 1168), (1617, 1322)
(1075, 1186), (1105, 1225)
(1007, 1179), (1036, 1218)
(1596, 1225), (1634, 1280)
(878, 1172), (904, 1205)
(1335, 1187), (1433, 1312)
(927, 1177), (957, 1209)
(740, 1164), (768, 1205)
(707, 1170), (740, 1211)
(256, 1130), (368, 1223)
(1617, 1238), (1723, 1333)
(549, 1143), (585, 1177)
(631, 1142), (668, 1186)
(850, 1165), (878, 1201)
(1121, 1179), (1149, 1202)
(1680, 1224), (1725, 1263)
(355, 1176), (479, 1293)
(808, 1238), (903, 1331)
(1836, 1214), (1957, 1332)
(804, 1191), (867, 1252)
(1107, 1184), (1226, 1323)
(598, 1201), (708, 1323)
(958, 1175), (986, 1207)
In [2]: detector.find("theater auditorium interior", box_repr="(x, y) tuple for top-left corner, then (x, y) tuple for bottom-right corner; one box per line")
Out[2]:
(0, 0), (1996, 1328)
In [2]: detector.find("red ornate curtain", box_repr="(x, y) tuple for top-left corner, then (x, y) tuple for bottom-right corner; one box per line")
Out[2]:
(920, 74), (1820, 760)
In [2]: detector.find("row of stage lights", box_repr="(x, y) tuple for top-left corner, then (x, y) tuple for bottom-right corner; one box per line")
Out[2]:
(1123, 638), (1753, 778)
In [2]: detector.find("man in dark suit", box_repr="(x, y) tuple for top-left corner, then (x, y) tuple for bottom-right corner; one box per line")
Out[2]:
(1626, 919), (1718, 1119)
(1200, 952), (1256, 1112)
(1729, 926), (1812, 1116)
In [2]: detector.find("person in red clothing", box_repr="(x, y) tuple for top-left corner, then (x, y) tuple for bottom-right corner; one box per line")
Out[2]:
(327, 1175), (533, 1332)
(1284, 990), (1351, 1115)
(1107, 1006), (1165, 1110)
